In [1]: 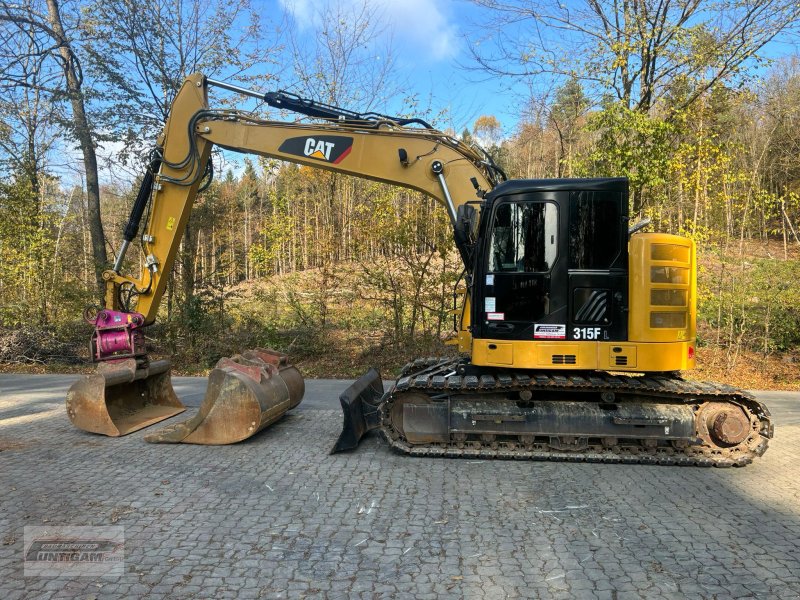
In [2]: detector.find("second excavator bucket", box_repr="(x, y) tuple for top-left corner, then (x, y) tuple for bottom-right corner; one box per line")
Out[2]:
(66, 359), (185, 436)
(145, 349), (304, 445)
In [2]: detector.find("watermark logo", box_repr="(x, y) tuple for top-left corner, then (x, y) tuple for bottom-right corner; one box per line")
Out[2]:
(24, 526), (124, 577)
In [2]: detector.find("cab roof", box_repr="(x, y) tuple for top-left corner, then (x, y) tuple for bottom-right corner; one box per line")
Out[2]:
(486, 177), (628, 200)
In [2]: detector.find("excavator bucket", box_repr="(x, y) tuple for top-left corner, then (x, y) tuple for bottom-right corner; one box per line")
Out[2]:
(66, 359), (185, 437)
(144, 349), (304, 445)
(331, 368), (384, 453)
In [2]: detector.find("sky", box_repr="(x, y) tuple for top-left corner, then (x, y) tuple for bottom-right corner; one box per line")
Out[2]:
(154, 0), (530, 183)
(262, 0), (526, 135)
(261, 0), (800, 137)
(92, 0), (522, 185)
(90, 0), (800, 184)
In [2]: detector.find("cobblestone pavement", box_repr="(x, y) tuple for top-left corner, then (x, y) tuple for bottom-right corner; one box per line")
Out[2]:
(1, 374), (799, 599)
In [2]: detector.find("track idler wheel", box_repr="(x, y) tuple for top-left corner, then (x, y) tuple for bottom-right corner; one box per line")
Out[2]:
(145, 348), (304, 445)
(697, 402), (753, 447)
(66, 358), (185, 436)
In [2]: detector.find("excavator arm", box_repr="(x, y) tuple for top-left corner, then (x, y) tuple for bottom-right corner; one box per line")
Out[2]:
(107, 74), (493, 326)
(67, 73), (494, 443)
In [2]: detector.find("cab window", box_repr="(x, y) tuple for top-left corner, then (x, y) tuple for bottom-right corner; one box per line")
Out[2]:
(488, 201), (558, 273)
(569, 191), (621, 269)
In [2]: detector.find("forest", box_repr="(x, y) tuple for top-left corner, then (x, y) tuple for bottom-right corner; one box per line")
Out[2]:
(0, 0), (799, 388)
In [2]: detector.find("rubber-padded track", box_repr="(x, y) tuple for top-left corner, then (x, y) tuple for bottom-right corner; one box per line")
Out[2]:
(378, 358), (773, 468)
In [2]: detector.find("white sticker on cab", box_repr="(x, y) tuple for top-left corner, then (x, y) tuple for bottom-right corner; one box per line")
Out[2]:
(487, 312), (504, 321)
(533, 324), (566, 339)
(485, 297), (496, 312)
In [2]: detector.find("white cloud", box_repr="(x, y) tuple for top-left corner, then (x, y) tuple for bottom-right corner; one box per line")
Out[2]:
(278, 0), (317, 28)
(278, 0), (460, 61)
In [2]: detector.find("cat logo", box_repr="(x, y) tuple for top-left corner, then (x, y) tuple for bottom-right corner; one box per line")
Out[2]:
(278, 135), (353, 164)
(304, 138), (334, 160)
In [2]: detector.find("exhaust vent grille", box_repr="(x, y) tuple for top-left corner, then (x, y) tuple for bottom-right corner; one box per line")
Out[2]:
(552, 354), (577, 365)
(614, 356), (628, 366)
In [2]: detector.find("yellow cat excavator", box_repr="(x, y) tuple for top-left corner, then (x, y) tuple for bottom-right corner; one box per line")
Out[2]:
(66, 73), (772, 465)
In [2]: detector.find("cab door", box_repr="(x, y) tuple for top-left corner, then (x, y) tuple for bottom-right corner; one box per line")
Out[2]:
(475, 192), (569, 341)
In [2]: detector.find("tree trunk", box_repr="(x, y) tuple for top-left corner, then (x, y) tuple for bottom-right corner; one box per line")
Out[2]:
(181, 221), (197, 306)
(45, 0), (107, 301)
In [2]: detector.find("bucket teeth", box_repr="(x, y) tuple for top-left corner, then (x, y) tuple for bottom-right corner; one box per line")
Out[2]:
(66, 358), (185, 436)
(145, 348), (304, 445)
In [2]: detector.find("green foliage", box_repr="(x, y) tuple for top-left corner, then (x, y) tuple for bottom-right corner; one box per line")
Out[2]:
(577, 103), (676, 210)
(0, 173), (91, 329)
(2, 1), (800, 376)
(699, 256), (800, 354)
(349, 186), (459, 348)
(551, 78), (589, 127)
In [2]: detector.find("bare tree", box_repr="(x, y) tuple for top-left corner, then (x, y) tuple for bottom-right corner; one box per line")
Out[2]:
(281, 0), (399, 108)
(470, 0), (800, 113)
(0, 0), (108, 298)
(82, 0), (269, 162)
(0, 13), (59, 196)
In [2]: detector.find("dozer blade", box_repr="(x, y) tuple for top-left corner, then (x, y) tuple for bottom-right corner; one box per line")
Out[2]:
(331, 368), (384, 453)
(66, 358), (185, 436)
(144, 349), (304, 445)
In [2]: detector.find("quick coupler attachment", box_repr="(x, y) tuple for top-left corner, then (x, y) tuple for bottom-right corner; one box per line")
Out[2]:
(331, 368), (384, 453)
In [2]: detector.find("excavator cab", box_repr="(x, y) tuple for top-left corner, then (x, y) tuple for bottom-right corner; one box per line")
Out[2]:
(334, 178), (630, 451)
(471, 178), (629, 348)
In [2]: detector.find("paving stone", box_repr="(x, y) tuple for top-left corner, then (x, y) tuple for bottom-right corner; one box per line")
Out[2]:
(1, 376), (799, 599)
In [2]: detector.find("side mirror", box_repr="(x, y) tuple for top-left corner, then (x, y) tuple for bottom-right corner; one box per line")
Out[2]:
(456, 204), (479, 244)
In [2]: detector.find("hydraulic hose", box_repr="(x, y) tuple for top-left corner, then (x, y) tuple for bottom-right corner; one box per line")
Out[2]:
(113, 159), (160, 272)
